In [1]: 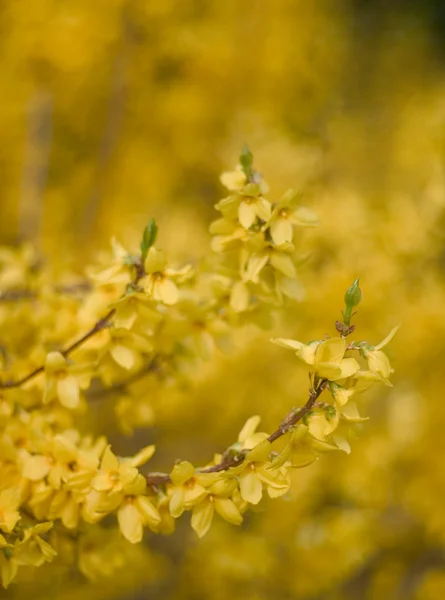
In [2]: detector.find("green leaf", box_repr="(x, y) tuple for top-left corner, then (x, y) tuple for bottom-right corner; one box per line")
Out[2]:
(344, 278), (362, 309)
(324, 405), (337, 421)
(140, 218), (158, 261)
(239, 144), (253, 178)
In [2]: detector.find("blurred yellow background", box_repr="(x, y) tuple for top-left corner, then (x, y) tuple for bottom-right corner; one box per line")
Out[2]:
(1, 1), (445, 598)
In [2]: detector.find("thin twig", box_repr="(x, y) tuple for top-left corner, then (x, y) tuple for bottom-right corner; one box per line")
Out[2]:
(0, 282), (92, 303)
(0, 260), (146, 390)
(0, 309), (116, 389)
(144, 380), (328, 486)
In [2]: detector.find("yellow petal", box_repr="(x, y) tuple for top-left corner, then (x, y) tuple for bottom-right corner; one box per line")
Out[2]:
(230, 281), (249, 313)
(271, 445), (292, 469)
(57, 375), (80, 409)
(144, 247), (165, 274)
(61, 500), (79, 529)
(21, 454), (51, 482)
(374, 324), (400, 350)
(341, 402), (368, 423)
(238, 201), (257, 229)
(169, 486), (186, 518)
(118, 502), (143, 544)
(214, 498), (243, 525)
(256, 466), (289, 494)
(183, 484), (208, 508)
(91, 473), (113, 492)
(279, 276), (305, 301)
(247, 440), (271, 463)
(243, 252), (269, 282)
(270, 219), (293, 245)
(209, 479), (237, 497)
(238, 416), (261, 443)
(270, 338), (305, 351)
(338, 358), (360, 379)
(209, 217), (237, 235)
(220, 169), (246, 191)
(254, 198), (272, 222)
(135, 496), (161, 529)
(101, 446), (120, 471)
(36, 537), (57, 561)
(308, 410), (339, 440)
(239, 469), (263, 505)
(333, 436), (351, 454)
(316, 338), (346, 365)
(332, 386), (354, 407)
(170, 461), (195, 485)
(289, 449), (317, 468)
(316, 362), (343, 380)
(297, 342), (319, 365)
(110, 344), (136, 370)
(130, 445), (156, 468)
(352, 369), (388, 393)
(120, 466), (139, 489)
(1, 559), (18, 588)
(367, 350), (392, 378)
(45, 351), (66, 372)
(269, 253), (296, 278)
(291, 206), (319, 226)
(156, 278), (178, 305)
(191, 499), (214, 538)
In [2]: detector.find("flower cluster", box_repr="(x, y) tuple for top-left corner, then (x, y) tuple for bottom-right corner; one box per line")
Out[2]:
(0, 152), (397, 588)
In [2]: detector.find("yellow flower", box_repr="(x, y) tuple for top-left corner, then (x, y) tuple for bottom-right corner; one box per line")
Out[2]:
(271, 425), (318, 469)
(232, 416), (290, 505)
(47, 489), (81, 529)
(43, 352), (91, 409)
(0, 488), (21, 533)
(48, 433), (99, 491)
(110, 292), (163, 330)
(267, 189), (318, 246)
(143, 247), (191, 305)
(220, 167), (247, 191)
(117, 494), (161, 544)
(330, 384), (355, 407)
(307, 406), (340, 440)
(271, 336), (360, 382)
(86, 238), (133, 285)
(153, 491), (176, 535)
(92, 445), (154, 494)
(14, 522), (57, 566)
(215, 183), (272, 230)
(167, 461), (208, 519)
(0, 551), (17, 588)
(363, 325), (399, 381)
(238, 196), (272, 230)
(191, 478), (243, 538)
(209, 217), (246, 253)
(101, 327), (153, 371)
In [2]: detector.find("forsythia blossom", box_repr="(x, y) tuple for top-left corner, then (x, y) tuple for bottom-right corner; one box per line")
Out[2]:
(0, 153), (397, 588)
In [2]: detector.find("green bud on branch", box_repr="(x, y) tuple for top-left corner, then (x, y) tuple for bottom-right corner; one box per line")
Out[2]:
(140, 218), (158, 261)
(341, 278), (362, 329)
(239, 144), (254, 179)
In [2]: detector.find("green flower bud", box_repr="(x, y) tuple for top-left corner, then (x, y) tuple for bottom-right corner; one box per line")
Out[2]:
(239, 144), (253, 178)
(344, 278), (362, 309)
(140, 218), (158, 261)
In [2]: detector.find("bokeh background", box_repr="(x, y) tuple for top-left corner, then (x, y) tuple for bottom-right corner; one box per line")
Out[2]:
(1, 1), (445, 598)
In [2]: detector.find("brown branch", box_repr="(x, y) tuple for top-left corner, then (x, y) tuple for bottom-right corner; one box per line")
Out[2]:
(144, 379), (328, 487)
(0, 308), (116, 390)
(0, 282), (92, 303)
(0, 259), (146, 390)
